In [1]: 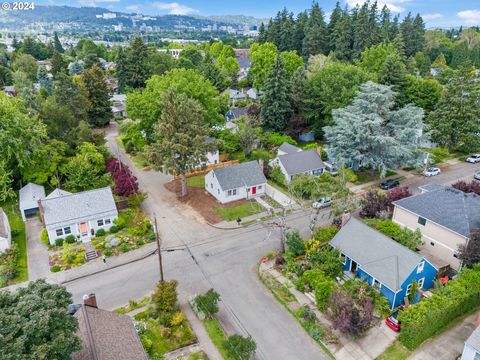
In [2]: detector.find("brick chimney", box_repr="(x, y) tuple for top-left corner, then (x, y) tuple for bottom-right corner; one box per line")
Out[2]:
(340, 211), (351, 227)
(83, 294), (98, 308)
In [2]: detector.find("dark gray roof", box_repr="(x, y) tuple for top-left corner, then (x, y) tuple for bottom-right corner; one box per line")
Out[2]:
(40, 187), (117, 227)
(73, 305), (148, 360)
(394, 187), (480, 237)
(330, 218), (424, 291)
(278, 142), (301, 154)
(212, 161), (266, 190)
(227, 107), (248, 119)
(466, 325), (480, 352)
(418, 183), (444, 193)
(277, 149), (325, 176)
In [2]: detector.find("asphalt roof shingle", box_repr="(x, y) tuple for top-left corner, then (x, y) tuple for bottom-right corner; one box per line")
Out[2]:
(278, 142), (301, 154)
(40, 187), (117, 227)
(330, 218), (424, 291)
(394, 187), (480, 237)
(277, 149), (325, 176)
(466, 325), (480, 352)
(212, 161), (266, 190)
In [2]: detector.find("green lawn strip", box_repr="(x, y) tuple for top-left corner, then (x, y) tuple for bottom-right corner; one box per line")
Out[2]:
(266, 179), (290, 196)
(186, 175), (205, 188)
(258, 266), (335, 359)
(353, 170), (397, 185)
(376, 341), (411, 360)
(201, 318), (235, 360)
(262, 195), (282, 209)
(1, 201), (28, 282)
(185, 351), (209, 360)
(113, 295), (150, 314)
(115, 138), (149, 169)
(214, 202), (264, 222)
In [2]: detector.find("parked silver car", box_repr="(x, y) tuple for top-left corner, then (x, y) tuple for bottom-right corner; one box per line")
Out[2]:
(475, 171), (480, 181)
(312, 197), (333, 209)
(466, 154), (480, 163)
(423, 167), (441, 177)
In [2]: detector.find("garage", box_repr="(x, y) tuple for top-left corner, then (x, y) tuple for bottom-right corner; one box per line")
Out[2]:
(19, 183), (45, 221)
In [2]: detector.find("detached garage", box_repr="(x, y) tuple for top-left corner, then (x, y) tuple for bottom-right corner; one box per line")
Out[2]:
(19, 183), (45, 221)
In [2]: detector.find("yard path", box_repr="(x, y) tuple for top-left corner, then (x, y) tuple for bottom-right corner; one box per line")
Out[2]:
(25, 217), (50, 280)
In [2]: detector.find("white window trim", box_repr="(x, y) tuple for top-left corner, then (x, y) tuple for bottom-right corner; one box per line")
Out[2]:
(417, 261), (425, 274)
(97, 219), (104, 226)
(64, 226), (71, 235)
(406, 283), (413, 296)
(418, 277), (425, 289)
(56, 229), (63, 236)
(340, 253), (346, 265)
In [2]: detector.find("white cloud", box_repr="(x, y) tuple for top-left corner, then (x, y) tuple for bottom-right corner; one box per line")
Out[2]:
(422, 13), (443, 21)
(151, 2), (198, 15)
(78, 0), (119, 6)
(126, 4), (141, 12)
(457, 9), (480, 25)
(344, 0), (409, 13)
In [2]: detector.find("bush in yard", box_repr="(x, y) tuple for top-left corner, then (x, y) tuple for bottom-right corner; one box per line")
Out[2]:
(305, 226), (339, 255)
(41, 229), (50, 246)
(452, 180), (480, 195)
(193, 289), (220, 319)
(170, 311), (185, 327)
(65, 235), (76, 244)
(398, 265), (480, 350)
(152, 280), (178, 316)
(307, 247), (343, 279)
(265, 132), (296, 147)
(140, 334), (153, 353)
(360, 190), (389, 218)
(286, 229), (305, 257)
(223, 335), (256, 360)
(106, 157), (139, 197)
(109, 225), (119, 233)
(95, 228), (106, 236)
(50, 264), (61, 272)
(55, 238), (64, 247)
(386, 186), (412, 208)
(269, 165), (287, 186)
(301, 269), (335, 310)
(459, 229), (480, 268)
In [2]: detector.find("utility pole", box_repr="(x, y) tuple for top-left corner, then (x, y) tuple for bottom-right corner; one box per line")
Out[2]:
(279, 207), (287, 253)
(153, 214), (164, 282)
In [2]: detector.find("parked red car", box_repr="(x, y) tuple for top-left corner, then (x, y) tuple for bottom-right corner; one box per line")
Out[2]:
(385, 311), (401, 332)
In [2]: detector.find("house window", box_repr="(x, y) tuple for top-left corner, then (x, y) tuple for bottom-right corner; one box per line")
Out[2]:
(56, 229), (63, 236)
(373, 279), (381, 289)
(64, 227), (71, 235)
(418, 217), (427, 226)
(418, 278), (425, 289)
(217, 189), (220, 194)
(417, 261), (425, 274)
(227, 190), (232, 196)
(211, 183), (213, 189)
(232, 189), (237, 195)
(453, 253), (459, 259)
(430, 241), (435, 246)
(258, 185), (262, 190)
(340, 253), (346, 264)
(97, 219), (104, 226)
(105, 219), (111, 225)
(406, 283), (413, 296)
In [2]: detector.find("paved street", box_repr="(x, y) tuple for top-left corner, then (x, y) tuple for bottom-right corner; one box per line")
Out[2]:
(403, 161), (480, 193)
(25, 217), (50, 280)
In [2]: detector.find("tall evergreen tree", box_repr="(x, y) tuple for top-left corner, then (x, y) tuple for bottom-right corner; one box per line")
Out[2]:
(81, 64), (112, 127)
(37, 66), (51, 93)
(368, 1), (381, 46)
(331, 9), (353, 61)
(51, 51), (67, 76)
(258, 22), (267, 43)
(199, 53), (227, 91)
(352, 2), (370, 58)
(260, 55), (292, 132)
(379, 5), (391, 42)
(125, 37), (149, 89)
(328, 2), (343, 52)
(53, 32), (64, 53)
(379, 52), (408, 99)
(115, 47), (128, 92)
(294, 11), (308, 55)
(302, 2), (328, 57)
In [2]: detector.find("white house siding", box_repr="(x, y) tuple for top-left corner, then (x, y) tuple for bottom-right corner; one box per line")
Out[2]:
(462, 343), (480, 360)
(205, 171), (266, 204)
(46, 211), (118, 245)
(0, 211), (11, 253)
(206, 150), (219, 166)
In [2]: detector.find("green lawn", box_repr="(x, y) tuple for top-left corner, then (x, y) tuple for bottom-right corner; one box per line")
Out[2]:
(267, 179), (290, 195)
(353, 169), (397, 185)
(202, 318), (235, 360)
(376, 341), (411, 360)
(1, 201), (28, 283)
(113, 296), (150, 314)
(186, 175), (205, 188)
(214, 201), (264, 221)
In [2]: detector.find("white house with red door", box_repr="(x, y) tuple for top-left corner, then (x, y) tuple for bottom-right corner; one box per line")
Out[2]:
(205, 161), (267, 204)
(39, 187), (118, 245)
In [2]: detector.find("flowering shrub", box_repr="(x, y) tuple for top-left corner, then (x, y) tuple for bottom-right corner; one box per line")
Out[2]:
(106, 157), (139, 197)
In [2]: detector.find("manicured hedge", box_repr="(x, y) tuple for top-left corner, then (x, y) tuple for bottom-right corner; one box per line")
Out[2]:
(398, 265), (480, 350)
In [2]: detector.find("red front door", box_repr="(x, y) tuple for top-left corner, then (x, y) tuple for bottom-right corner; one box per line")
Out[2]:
(251, 186), (257, 195)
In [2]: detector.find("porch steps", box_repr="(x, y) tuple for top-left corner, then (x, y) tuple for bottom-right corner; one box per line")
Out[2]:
(84, 243), (98, 261)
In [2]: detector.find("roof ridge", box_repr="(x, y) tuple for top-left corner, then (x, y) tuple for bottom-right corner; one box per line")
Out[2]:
(82, 306), (99, 360)
(41, 187), (112, 203)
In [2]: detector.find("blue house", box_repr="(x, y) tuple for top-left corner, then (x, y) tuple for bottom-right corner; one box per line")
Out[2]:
(330, 218), (438, 309)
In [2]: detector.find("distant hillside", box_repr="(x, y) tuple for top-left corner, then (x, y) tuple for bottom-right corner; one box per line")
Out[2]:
(0, 5), (263, 31)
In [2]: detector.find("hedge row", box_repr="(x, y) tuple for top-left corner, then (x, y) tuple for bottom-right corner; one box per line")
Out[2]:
(398, 265), (480, 350)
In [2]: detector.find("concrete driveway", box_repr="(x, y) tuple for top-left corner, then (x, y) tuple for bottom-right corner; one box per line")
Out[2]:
(409, 311), (479, 360)
(25, 217), (51, 280)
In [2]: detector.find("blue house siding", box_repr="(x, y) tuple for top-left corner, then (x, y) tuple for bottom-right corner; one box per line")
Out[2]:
(339, 255), (437, 310)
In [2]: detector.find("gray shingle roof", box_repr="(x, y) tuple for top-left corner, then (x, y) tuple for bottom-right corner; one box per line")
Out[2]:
(330, 218), (424, 291)
(73, 305), (148, 360)
(19, 183), (46, 211)
(466, 325), (480, 352)
(278, 142), (301, 154)
(418, 183), (444, 193)
(212, 161), (266, 190)
(394, 187), (480, 237)
(40, 187), (117, 227)
(277, 149), (325, 176)
(45, 189), (72, 200)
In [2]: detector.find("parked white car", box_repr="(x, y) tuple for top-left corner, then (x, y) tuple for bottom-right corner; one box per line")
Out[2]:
(466, 154), (480, 163)
(312, 197), (333, 209)
(423, 167), (441, 177)
(474, 171), (480, 181)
